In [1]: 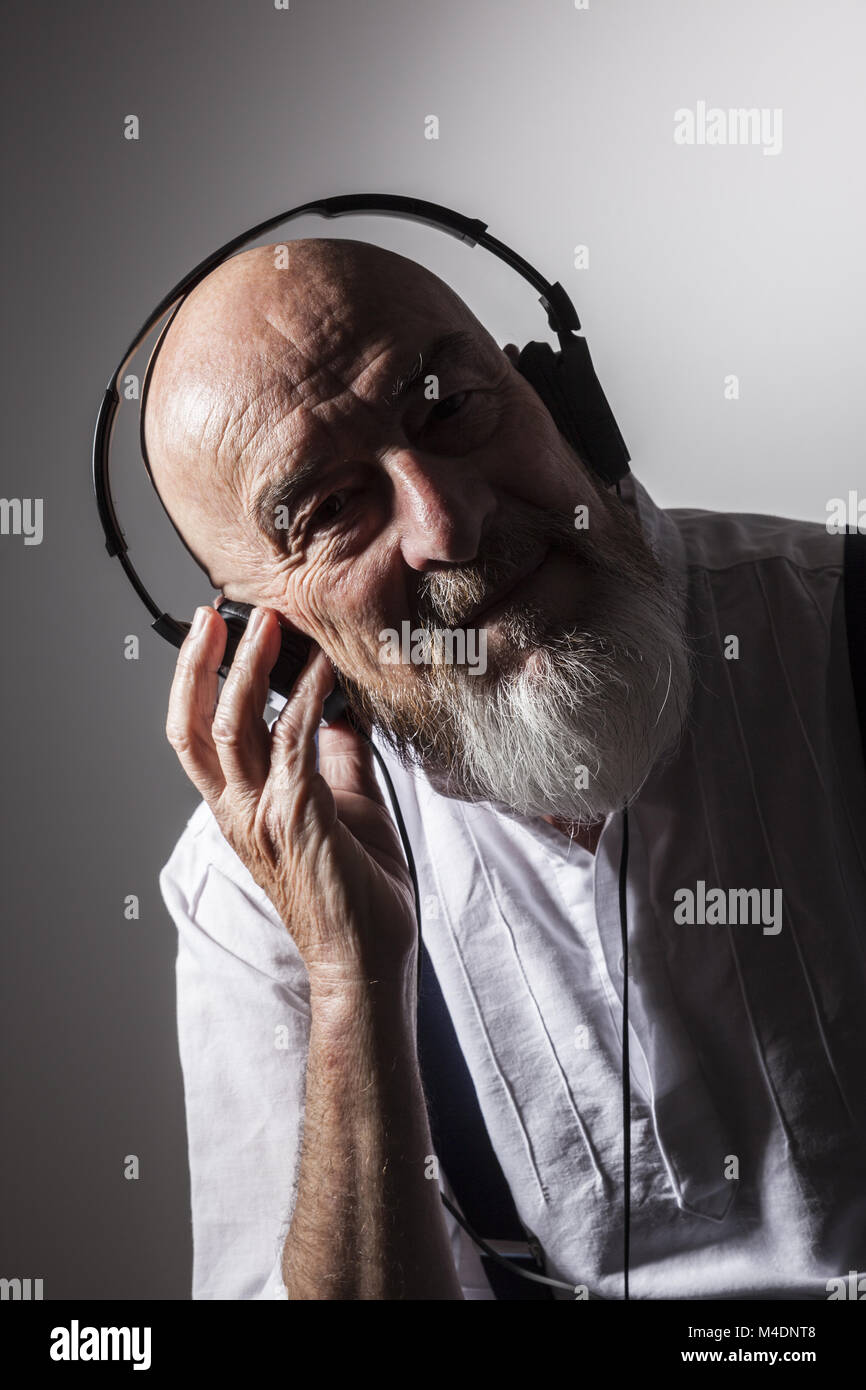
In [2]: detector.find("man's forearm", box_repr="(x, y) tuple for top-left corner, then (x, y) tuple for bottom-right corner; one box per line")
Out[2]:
(281, 963), (465, 1300)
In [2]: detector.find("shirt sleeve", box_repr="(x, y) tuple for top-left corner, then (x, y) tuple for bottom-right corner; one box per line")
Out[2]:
(160, 802), (496, 1301)
(160, 817), (312, 1300)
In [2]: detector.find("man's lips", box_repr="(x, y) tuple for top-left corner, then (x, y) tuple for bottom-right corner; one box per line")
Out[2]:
(461, 548), (551, 626)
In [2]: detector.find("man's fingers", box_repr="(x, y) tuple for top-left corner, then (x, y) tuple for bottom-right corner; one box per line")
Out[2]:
(211, 607), (283, 800)
(269, 647), (337, 788)
(165, 606), (229, 804)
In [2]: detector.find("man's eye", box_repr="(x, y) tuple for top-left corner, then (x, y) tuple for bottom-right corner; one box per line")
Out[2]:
(428, 391), (469, 422)
(311, 491), (350, 527)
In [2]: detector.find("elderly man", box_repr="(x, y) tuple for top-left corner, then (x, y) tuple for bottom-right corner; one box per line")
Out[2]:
(150, 237), (866, 1301)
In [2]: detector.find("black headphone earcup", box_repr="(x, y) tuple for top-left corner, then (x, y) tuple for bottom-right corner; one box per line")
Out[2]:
(215, 599), (346, 722)
(516, 340), (569, 431)
(218, 599), (310, 693)
(516, 339), (630, 488)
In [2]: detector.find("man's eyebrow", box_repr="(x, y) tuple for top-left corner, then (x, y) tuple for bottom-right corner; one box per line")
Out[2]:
(386, 329), (485, 403)
(250, 455), (326, 542)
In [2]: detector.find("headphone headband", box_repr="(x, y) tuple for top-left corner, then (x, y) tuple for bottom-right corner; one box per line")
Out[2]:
(92, 191), (627, 642)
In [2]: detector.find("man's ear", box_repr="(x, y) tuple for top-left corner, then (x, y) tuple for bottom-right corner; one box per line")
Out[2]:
(503, 342), (521, 367)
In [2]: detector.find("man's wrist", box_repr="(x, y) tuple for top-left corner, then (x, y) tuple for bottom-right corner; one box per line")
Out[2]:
(306, 955), (417, 1029)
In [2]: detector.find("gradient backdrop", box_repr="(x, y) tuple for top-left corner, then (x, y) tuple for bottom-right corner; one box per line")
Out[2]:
(2, 0), (864, 1297)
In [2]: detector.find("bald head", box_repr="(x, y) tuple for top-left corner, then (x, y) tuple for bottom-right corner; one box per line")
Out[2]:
(142, 235), (692, 830)
(142, 237), (489, 589)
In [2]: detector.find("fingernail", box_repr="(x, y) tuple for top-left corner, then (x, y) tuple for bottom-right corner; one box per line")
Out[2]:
(191, 606), (208, 637)
(247, 607), (268, 639)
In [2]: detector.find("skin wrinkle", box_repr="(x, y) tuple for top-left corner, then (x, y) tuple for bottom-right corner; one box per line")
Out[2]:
(147, 235), (693, 832)
(260, 313), (428, 460)
(249, 355), (411, 555)
(146, 240), (499, 593)
(222, 379), (283, 466)
(247, 331), (492, 559)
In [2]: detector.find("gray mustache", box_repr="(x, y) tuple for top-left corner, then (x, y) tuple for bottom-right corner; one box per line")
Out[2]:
(416, 508), (583, 628)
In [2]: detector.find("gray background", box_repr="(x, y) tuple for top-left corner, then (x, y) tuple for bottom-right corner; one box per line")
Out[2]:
(2, 0), (864, 1299)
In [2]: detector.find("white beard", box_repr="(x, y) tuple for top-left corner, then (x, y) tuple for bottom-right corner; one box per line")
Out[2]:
(418, 566), (693, 823)
(340, 491), (695, 825)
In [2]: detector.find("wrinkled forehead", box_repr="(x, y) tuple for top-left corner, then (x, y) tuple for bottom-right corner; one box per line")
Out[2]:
(253, 247), (475, 387)
(143, 238), (497, 580)
(247, 283), (462, 412)
(215, 258), (488, 469)
(151, 236), (475, 421)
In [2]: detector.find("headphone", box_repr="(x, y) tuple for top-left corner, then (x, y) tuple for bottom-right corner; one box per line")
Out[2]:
(92, 192), (633, 1298)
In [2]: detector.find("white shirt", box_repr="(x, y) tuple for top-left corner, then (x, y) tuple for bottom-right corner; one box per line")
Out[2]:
(160, 473), (866, 1300)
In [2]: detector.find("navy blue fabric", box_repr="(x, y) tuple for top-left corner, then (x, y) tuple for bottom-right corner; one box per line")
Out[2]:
(417, 940), (554, 1298)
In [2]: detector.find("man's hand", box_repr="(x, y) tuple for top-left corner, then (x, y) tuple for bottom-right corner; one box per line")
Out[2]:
(165, 604), (417, 982)
(165, 603), (462, 1298)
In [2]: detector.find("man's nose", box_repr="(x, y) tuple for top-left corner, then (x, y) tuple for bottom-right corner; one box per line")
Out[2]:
(390, 449), (497, 571)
